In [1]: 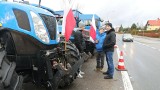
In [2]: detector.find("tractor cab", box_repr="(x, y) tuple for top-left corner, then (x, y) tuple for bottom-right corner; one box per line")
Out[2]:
(79, 14), (103, 32)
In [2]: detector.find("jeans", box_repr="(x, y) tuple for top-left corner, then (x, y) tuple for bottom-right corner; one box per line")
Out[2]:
(96, 51), (104, 68)
(105, 52), (114, 77)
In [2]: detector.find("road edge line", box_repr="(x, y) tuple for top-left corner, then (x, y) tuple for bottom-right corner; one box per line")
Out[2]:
(116, 46), (133, 90)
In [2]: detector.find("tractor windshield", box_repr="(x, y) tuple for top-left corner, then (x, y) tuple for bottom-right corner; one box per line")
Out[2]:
(57, 18), (63, 25)
(82, 20), (99, 28)
(39, 14), (57, 40)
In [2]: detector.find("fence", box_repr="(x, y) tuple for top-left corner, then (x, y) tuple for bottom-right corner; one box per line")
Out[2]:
(131, 30), (160, 38)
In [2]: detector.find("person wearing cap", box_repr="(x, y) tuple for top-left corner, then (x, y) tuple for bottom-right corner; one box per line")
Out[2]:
(74, 22), (89, 78)
(74, 22), (85, 53)
(103, 22), (116, 79)
(95, 27), (106, 71)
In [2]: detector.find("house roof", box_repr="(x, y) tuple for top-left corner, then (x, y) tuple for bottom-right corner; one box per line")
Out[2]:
(147, 19), (160, 26)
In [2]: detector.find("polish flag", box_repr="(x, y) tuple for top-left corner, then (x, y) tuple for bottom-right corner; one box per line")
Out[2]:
(62, 0), (76, 41)
(90, 15), (96, 42)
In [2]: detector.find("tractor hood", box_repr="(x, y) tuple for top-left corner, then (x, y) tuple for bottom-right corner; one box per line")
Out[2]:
(0, 2), (59, 45)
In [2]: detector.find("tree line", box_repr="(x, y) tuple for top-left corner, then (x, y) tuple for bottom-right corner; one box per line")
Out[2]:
(119, 23), (145, 33)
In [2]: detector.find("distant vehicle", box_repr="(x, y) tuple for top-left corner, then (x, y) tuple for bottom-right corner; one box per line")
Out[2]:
(122, 34), (134, 42)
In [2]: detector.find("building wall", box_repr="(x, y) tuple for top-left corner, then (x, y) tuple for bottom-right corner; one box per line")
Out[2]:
(115, 27), (120, 32)
(146, 26), (160, 30)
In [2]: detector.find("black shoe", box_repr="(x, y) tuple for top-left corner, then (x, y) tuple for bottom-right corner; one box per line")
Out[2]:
(104, 75), (113, 79)
(103, 72), (109, 75)
(100, 66), (103, 70)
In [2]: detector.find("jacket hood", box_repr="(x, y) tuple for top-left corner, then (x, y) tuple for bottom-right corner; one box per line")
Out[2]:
(107, 28), (115, 34)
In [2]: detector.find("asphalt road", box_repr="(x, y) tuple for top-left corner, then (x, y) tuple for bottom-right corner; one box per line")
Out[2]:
(116, 34), (160, 90)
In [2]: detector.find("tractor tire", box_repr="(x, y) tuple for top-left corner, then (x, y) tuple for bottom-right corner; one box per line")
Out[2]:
(66, 41), (80, 65)
(59, 41), (80, 87)
(85, 41), (95, 56)
(0, 50), (23, 90)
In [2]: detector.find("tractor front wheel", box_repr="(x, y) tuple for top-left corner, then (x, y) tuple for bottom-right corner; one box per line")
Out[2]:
(0, 50), (23, 90)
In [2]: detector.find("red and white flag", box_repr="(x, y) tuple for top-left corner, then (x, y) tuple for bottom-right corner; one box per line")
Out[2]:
(90, 15), (96, 42)
(62, 0), (76, 41)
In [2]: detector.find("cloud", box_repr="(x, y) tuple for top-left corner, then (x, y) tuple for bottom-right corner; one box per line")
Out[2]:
(27, 0), (160, 27)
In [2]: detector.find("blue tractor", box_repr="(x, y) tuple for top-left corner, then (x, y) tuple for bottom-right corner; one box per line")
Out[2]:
(54, 10), (99, 56)
(78, 14), (103, 56)
(79, 14), (102, 30)
(0, 1), (83, 90)
(31, 5), (92, 60)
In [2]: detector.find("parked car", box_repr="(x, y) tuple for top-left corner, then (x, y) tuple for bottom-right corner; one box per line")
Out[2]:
(122, 34), (134, 42)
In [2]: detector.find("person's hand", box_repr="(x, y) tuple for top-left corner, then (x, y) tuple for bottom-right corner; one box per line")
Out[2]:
(95, 40), (99, 43)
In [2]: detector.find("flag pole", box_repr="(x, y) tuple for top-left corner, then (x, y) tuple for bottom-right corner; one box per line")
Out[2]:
(63, 0), (76, 52)
(64, 0), (72, 52)
(62, 0), (67, 53)
(64, 37), (67, 68)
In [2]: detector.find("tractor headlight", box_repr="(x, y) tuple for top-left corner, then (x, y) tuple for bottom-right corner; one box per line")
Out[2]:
(30, 11), (49, 43)
(0, 23), (2, 27)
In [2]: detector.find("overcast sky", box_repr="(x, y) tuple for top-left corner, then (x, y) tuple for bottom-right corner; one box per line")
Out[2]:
(11, 0), (160, 27)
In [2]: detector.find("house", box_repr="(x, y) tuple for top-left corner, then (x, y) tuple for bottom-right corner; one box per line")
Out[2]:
(146, 18), (160, 30)
(115, 27), (120, 32)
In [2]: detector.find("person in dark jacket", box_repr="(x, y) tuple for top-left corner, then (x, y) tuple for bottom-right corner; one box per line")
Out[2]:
(74, 28), (84, 53)
(95, 27), (106, 71)
(74, 22), (89, 78)
(103, 22), (116, 79)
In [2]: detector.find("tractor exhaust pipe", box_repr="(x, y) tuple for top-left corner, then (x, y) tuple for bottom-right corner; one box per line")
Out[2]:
(39, 0), (41, 7)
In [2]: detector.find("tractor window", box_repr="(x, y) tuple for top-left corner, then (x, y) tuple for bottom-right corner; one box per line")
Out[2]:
(39, 14), (56, 40)
(83, 20), (99, 28)
(13, 9), (31, 31)
(84, 20), (91, 26)
(57, 18), (63, 25)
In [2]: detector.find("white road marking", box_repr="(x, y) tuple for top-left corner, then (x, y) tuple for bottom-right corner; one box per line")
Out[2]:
(135, 41), (160, 51)
(151, 47), (156, 49)
(121, 71), (134, 90)
(143, 44), (147, 46)
(142, 44), (145, 46)
(116, 47), (133, 90)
